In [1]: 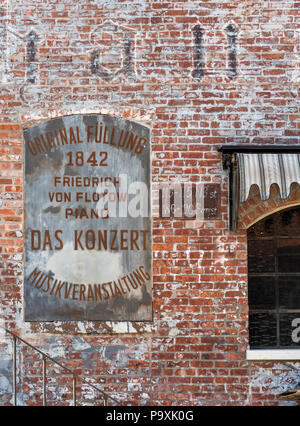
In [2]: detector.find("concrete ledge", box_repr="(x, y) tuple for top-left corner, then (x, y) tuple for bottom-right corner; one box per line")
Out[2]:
(247, 349), (300, 361)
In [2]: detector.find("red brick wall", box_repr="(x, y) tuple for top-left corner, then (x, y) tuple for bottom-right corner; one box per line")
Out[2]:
(0, 0), (300, 406)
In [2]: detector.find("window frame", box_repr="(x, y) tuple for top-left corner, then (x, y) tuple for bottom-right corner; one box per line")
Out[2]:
(246, 206), (300, 358)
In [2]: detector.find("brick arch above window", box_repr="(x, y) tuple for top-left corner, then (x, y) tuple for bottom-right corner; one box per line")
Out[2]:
(238, 182), (300, 230)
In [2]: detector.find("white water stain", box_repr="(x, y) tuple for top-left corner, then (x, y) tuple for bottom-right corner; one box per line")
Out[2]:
(251, 364), (300, 394)
(46, 242), (124, 283)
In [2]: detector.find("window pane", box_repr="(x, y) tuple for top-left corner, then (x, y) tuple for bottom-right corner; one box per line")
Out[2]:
(278, 277), (300, 309)
(249, 313), (277, 348)
(277, 209), (300, 236)
(248, 216), (274, 239)
(278, 255), (300, 273)
(277, 239), (300, 254)
(249, 277), (276, 309)
(248, 255), (275, 273)
(248, 239), (274, 257)
(279, 314), (300, 347)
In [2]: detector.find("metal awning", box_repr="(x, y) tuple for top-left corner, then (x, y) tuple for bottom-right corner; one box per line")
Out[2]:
(238, 152), (300, 202)
(219, 145), (300, 231)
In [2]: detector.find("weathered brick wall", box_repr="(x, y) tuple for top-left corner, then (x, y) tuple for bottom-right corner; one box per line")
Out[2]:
(1, 0), (300, 406)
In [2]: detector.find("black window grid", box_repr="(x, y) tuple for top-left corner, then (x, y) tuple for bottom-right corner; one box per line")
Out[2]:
(247, 207), (300, 349)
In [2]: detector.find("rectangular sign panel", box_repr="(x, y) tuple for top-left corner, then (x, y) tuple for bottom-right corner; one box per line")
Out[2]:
(24, 114), (152, 321)
(158, 183), (221, 220)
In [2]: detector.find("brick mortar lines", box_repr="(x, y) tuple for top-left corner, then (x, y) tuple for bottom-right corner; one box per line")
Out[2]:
(0, 0), (300, 406)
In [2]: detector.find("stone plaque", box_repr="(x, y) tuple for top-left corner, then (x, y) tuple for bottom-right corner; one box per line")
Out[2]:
(24, 115), (152, 321)
(159, 183), (221, 220)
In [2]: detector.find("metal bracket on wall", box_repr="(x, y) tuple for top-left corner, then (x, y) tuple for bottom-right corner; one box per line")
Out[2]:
(220, 151), (239, 232)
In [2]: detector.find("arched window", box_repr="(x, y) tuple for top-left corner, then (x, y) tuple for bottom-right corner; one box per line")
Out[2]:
(248, 206), (300, 348)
